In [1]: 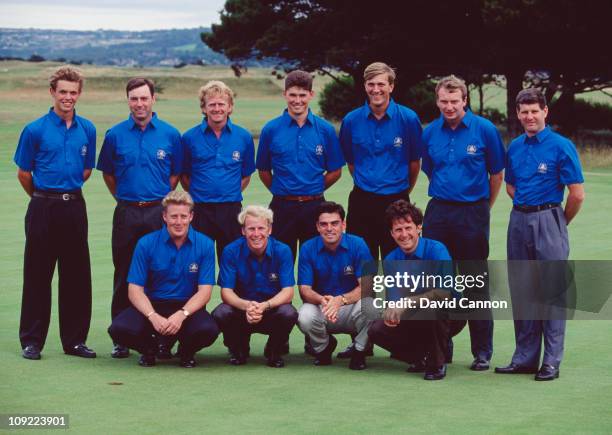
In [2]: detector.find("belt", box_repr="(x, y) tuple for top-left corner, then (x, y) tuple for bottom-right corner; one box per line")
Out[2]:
(33, 190), (82, 201)
(513, 203), (560, 213)
(119, 200), (162, 208)
(276, 194), (323, 202)
(433, 198), (487, 206)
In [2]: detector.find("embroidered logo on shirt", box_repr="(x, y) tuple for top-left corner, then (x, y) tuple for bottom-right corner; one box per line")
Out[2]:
(537, 163), (548, 174)
(393, 137), (403, 148)
(156, 149), (167, 160)
(80, 145), (87, 156)
(232, 151), (241, 161)
(343, 265), (354, 275)
(466, 144), (477, 155)
(189, 263), (199, 273)
(269, 272), (279, 282)
(315, 145), (324, 156)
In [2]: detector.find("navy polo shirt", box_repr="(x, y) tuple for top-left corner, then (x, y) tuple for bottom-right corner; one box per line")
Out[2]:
(182, 117), (255, 203)
(298, 233), (373, 297)
(422, 110), (506, 202)
(14, 108), (96, 191)
(505, 126), (584, 206)
(218, 236), (295, 302)
(128, 227), (215, 301)
(339, 100), (423, 194)
(255, 109), (345, 195)
(96, 113), (183, 201)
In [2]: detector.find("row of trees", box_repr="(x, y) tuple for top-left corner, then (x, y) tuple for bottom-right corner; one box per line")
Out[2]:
(202, 0), (611, 135)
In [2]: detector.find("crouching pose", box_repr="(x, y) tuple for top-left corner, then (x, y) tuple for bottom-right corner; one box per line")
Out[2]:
(108, 191), (219, 368)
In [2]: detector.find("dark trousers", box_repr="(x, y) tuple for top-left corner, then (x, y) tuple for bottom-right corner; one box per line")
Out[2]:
(368, 317), (465, 369)
(19, 194), (92, 351)
(347, 186), (410, 260)
(192, 202), (242, 261)
(422, 198), (494, 361)
(108, 301), (219, 356)
(111, 202), (163, 319)
(211, 303), (298, 354)
(269, 196), (323, 261)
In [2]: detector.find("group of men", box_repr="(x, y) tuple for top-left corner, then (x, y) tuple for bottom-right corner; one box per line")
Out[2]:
(15, 62), (584, 381)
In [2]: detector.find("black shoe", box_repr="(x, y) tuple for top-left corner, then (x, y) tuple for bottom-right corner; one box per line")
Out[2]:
(406, 359), (427, 373)
(180, 355), (197, 368)
(337, 342), (374, 358)
(22, 345), (41, 360)
(495, 363), (538, 374)
(266, 351), (285, 368)
(157, 343), (174, 360)
(424, 365), (447, 381)
(228, 349), (247, 366)
(535, 364), (559, 381)
(138, 352), (156, 367)
(65, 343), (96, 358)
(470, 358), (490, 371)
(111, 344), (130, 359)
(304, 340), (316, 356)
(348, 349), (366, 370)
(264, 340), (289, 358)
(314, 335), (338, 366)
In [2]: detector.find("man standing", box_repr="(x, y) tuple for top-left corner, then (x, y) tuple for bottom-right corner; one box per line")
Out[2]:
(97, 77), (183, 358)
(182, 80), (255, 260)
(15, 66), (96, 360)
(212, 205), (298, 368)
(297, 202), (373, 370)
(495, 88), (584, 381)
(421, 75), (505, 371)
(340, 62), (423, 260)
(256, 70), (344, 260)
(108, 191), (219, 368)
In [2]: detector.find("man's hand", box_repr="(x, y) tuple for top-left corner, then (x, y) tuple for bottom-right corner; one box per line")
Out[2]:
(161, 311), (187, 335)
(383, 307), (404, 327)
(149, 313), (170, 335)
(321, 295), (342, 323)
(246, 301), (263, 324)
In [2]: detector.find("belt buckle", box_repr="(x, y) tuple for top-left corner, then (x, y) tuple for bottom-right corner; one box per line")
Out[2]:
(138, 201), (146, 207)
(61, 193), (70, 201)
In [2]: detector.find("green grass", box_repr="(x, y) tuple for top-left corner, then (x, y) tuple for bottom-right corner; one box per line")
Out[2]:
(1, 61), (611, 434)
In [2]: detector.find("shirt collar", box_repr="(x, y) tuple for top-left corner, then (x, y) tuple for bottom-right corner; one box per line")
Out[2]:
(365, 99), (396, 120)
(243, 236), (274, 260)
(128, 112), (158, 130)
(283, 109), (314, 126)
(48, 107), (78, 127)
(525, 126), (551, 144)
(202, 116), (233, 134)
(316, 234), (349, 253)
(401, 237), (425, 259)
(161, 226), (194, 246)
(441, 109), (473, 130)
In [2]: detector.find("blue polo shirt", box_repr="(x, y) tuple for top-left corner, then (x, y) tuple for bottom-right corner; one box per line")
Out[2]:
(182, 117), (255, 203)
(505, 126), (584, 206)
(422, 110), (506, 202)
(127, 227), (215, 301)
(218, 236), (295, 302)
(14, 108), (96, 191)
(96, 113), (182, 201)
(255, 109), (345, 195)
(339, 100), (423, 194)
(298, 233), (373, 297)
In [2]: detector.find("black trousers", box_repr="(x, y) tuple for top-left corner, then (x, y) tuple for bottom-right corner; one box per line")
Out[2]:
(422, 198), (493, 361)
(108, 301), (219, 356)
(346, 186), (410, 260)
(269, 196), (323, 261)
(19, 194), (92, 351)
(192, 202), (242, 261)
(211, 303), (298, 354)
(111, 202), (163, 319)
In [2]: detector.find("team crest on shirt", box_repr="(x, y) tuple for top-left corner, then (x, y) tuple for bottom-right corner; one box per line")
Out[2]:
(315, 144), (324, 156)
(537, 163), (548, 174)
(466, 144), (477, 155)
(189, 263), (199, 273)
(343, 265), (354, 276)
(232, 151), (241, 161)
(156, 149), (167, 160)
(269, 272), (279, 282)
(80, 145), (87, 156)
(393, 137), (403, 148)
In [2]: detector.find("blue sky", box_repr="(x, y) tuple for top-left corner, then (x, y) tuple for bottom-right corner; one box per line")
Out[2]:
(0, 0), (226, 30)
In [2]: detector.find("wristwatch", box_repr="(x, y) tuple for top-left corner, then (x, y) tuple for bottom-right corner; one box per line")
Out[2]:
(340, 294), (348, 305)
(181, 308), (190, 317)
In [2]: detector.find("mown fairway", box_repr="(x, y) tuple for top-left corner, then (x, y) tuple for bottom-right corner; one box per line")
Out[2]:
(1, 61), (611, 434)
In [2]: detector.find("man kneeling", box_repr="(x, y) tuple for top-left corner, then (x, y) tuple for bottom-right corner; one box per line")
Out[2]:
(108, 191), (219, 368)
(212, 205), (297, 368)
(297, 201), (373, 370)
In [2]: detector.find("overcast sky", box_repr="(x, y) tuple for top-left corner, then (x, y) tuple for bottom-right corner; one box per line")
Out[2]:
(0, 0), (227, 31)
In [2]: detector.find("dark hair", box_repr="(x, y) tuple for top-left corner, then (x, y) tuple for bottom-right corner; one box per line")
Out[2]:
(285, 70), (313, 91)
(385, 200), (423, 228)
(316, 201), (345, 222)
(49, 66), (84, 92)
(516, 88), (546, 110)
(126, 77), (155, 97)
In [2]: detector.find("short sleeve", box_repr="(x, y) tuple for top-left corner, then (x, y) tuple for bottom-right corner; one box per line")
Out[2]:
(255, 126), (272, 171)
(14, 126), (36, 171)
(181, 133), (193, 176)
(504, 146), (516, 185)
(278, 244), (296, 288)
(405, 113), (423, 162)
(127, 238), (150, 286)
(170, 130), (183, 175)
(339, 117), (354, 164)
(242, 132), (256, 177)
(218, 246), (237, 289)
(484, 123), (506, 175)
(322, 123), (345, 171)
(297, 243), (315, 286)
(559, 140), (584, 185)
(198, 237), (216, 285)
(354, 237), (374, 278)
(96, 129), (116, 174)
(420, 128), (433, 179)
(84, 122), (97, 169)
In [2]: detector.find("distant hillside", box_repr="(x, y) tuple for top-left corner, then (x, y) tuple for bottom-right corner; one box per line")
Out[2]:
(0, 28), (231, 67)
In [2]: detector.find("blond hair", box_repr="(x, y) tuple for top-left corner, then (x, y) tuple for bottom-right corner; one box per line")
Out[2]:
(199, 80), (234, 109)
(162, 190), (194, 211)
(363, 62), (396, 85)
(435, 75), (468, 100)
(238, 205), (273, 226)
